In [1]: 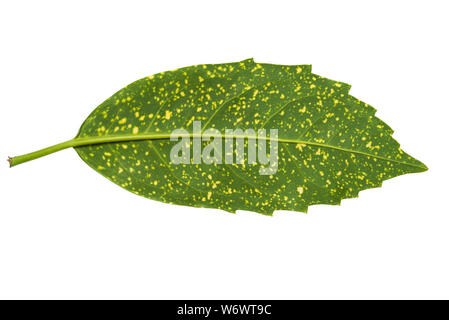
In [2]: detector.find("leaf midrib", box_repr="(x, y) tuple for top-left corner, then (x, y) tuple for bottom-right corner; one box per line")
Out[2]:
(68, 133), (426, 169)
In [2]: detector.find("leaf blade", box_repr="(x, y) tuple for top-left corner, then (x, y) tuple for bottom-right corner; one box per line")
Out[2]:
(11, 59), (426, 214)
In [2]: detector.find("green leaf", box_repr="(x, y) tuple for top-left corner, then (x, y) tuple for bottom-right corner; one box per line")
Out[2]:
(9, 58), (427, 215)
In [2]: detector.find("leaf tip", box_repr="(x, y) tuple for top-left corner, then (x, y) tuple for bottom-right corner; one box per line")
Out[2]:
(416, 161), (428, 172)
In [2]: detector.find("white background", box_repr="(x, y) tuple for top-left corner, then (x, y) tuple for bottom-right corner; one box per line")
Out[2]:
(0, 0), (448, 299)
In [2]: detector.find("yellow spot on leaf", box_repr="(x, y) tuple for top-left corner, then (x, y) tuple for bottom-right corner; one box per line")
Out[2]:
(165, 110), (172, 120)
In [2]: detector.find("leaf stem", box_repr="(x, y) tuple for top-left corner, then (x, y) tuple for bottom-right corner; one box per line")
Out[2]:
(9, 139), (77, 167)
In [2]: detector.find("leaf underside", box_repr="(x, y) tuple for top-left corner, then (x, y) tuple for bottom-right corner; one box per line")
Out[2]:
(75, 58), (427, 214)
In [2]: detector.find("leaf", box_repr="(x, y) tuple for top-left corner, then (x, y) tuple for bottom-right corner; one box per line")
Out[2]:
(9, 58), (427, 215)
